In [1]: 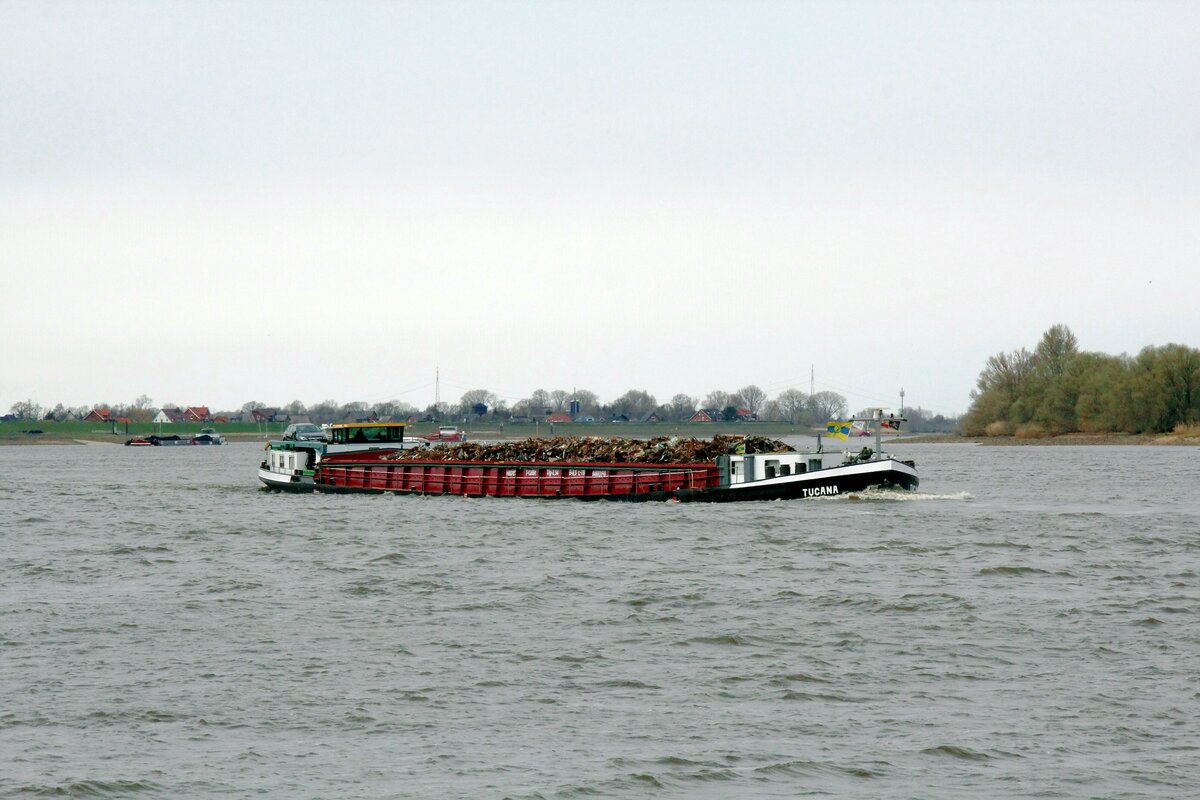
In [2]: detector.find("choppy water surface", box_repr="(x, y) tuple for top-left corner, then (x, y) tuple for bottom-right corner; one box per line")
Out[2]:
(2, 442), (1197, 798)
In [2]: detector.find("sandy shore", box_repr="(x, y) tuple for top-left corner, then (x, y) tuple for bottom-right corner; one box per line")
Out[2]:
(896, 432), (1200, 446)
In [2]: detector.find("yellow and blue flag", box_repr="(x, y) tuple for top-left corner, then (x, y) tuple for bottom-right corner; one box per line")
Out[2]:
(826, 420), (851, 440)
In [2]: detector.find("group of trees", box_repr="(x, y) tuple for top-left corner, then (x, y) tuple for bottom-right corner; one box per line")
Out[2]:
(11, 386), (864, 428)
(13, 383), (968, 432)
(243, 386), (854, 425)
(7, 395), (157, 423)
(451, 384), (853, 426)
(964, 324), (1200, 436)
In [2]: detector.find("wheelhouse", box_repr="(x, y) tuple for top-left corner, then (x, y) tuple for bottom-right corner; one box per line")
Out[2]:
(328, 422), (407, 445)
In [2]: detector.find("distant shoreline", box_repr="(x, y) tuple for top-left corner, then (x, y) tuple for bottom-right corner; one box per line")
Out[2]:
(895, 432), (1200, 446)
(4, 429), (1198, 447)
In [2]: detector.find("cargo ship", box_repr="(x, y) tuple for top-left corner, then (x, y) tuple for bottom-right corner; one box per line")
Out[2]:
(258, 413), (917, 502)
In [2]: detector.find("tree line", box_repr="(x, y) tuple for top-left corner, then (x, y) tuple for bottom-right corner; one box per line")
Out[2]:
(12, 386), (961, 432)
(963, 324), (1200, 436)
(238, 385), (854, 426)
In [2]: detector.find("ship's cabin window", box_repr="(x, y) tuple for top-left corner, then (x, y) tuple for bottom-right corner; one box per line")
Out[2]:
(780, 464), (791, 476)
(333, 425), (405, 444)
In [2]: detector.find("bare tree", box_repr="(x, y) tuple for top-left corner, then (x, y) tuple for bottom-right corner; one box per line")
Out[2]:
(669, 393), (697, 421)
(760, 399), (782, 422)
(571, 389), (599, 414)
(775, 388), (809, 424)
(738, 385), (766, 415)
(529, 388), (551, 413)
(373, 400), (417, 419)
(807, 391), (848, 421)
(549, 390), (569, 411)
(339, 401), (370, 420)
(307, 400), (340, 423)
(9, 400), (44, 420)
(458, 389), (497, 416)
(703, 390), (731, 411)
(611, 389), (658, 418)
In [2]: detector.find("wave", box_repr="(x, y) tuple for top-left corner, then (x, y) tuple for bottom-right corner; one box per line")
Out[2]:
(754, 759), (884, 779)
(16, 779), (167, 796)
(821, 489), (974, 502)
(922, 744), (991, 761)
(978, 566), (1050, 576)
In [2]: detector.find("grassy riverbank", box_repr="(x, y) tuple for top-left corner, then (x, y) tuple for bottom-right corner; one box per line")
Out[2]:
(0, 420), (826, 445)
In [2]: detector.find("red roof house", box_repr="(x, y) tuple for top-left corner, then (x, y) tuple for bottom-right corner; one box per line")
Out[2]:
(84, 408), (112, 422)
(184, 406), (210, 422)
(547, 413), (572, 424)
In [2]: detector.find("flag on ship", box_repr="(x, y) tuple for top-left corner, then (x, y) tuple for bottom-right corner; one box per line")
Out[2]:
(825, 421), (852, 440)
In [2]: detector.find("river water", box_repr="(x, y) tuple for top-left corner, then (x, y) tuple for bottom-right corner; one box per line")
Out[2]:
(1, 442), (1197, 799)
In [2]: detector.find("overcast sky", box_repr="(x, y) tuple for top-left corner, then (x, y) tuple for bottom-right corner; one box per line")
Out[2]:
(3, 1), (1197, 416)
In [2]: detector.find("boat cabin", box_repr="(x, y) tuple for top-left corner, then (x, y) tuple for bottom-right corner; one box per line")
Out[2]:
(722, 452), (828, 485)
(328, 422), (408, 445)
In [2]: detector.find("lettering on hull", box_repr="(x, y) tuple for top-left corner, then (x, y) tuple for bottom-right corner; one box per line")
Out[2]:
(801, 484), (840, 498)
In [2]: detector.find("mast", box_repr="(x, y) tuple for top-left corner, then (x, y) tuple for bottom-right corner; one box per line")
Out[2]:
(846, 407), (906, 461)
(874, 407), (882, 458)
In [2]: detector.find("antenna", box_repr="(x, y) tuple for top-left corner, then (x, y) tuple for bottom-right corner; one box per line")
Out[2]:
(810, 364), (814, 397)
(900, 387), (905, 415)
(435, 366), (440, 410)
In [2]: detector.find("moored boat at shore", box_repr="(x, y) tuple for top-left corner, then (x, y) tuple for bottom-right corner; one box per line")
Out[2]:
(125, 434), (189, 446)
(258, 412), (917, 501)
(191, 427), (225, 445)
(124, 428), (225, 446)
(424, 425), (467, 443)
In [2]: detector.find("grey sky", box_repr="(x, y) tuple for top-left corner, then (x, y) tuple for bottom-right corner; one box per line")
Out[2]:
(3, 1), (1197, 415)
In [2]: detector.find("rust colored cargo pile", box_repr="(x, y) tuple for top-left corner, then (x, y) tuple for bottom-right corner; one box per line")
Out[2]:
(383, 435), (794, 464)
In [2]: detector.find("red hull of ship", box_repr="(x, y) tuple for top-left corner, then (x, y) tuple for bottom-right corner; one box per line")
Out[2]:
(316, 452), (721, 499)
